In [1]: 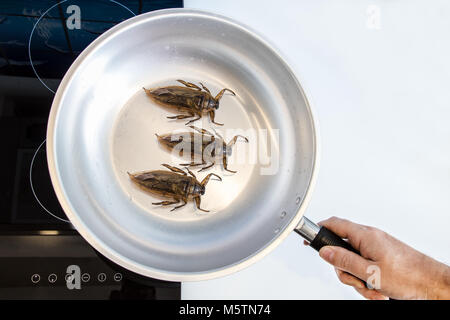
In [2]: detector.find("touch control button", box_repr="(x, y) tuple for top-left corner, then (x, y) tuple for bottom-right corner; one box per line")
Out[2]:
(48, 273), (57, 283)
(97, 273), (107, 282)
(81, 273), (90, 282)
(113, 273), (122, 282)
(65, 273), (74, 282)
(31, 274), (40, 284)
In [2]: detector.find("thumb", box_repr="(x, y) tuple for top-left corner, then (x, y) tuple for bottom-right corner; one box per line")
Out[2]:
(319, 246), (373, 282)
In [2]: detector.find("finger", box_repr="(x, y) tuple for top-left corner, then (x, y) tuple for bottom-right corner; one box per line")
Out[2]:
(303, 240), (310, 246)
(319, 246), (373, 281)
(318, 216), (367, 250)
(318, 216), (364, 239)
(335, 268), (365, 289)
(354, 286), (388, 300)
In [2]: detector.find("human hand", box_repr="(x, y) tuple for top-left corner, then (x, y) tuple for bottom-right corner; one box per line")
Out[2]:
(314, 217), (450, 300)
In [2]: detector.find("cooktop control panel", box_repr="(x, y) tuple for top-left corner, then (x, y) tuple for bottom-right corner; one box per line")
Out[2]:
(0, 235), (180, 299)
(0, 257), (122, 287)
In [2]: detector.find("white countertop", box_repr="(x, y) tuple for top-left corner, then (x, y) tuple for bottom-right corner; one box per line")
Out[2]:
(181, 0), (450, 299)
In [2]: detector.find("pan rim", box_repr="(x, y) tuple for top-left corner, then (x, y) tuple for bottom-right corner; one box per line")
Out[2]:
(46, 8), (321, 281)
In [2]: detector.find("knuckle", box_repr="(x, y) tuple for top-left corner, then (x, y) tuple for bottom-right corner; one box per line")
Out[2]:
(329, 216), (341, 223)
(366, 227), (384, 240)
(362, 226), (373, 237)
(337, 252), (353, 270)
(322, 216), (341, 226)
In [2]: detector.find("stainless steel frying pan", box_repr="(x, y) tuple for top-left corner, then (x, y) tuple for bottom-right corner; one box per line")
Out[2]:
(47, 8), (357, 282)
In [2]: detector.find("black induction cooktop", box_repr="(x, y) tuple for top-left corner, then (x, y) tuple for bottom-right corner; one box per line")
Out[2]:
(0, 0), (182, 300)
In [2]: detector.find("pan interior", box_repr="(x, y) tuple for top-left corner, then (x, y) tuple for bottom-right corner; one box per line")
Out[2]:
(112, 81), (257, 222)
(50, 10), (316, 278)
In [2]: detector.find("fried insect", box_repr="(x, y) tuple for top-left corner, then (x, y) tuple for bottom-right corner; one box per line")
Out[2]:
(143, 79), (235, 126)
(156, 126), (248, 173)
(127, 164), (221, 212)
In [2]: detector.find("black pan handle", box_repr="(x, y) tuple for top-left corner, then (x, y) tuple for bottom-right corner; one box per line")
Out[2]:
(295, 216), (359, 254)
(311, 226), (360, 253)
(294, 217), (396, 298)
(295, 216), (370, 286)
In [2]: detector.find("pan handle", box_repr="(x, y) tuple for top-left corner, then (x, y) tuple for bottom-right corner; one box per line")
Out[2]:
(295, 216), (359, 254)
(294, 217), (396, 297)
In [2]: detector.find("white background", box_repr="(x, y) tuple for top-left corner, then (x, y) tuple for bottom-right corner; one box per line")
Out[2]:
(181, 0), (450, 299)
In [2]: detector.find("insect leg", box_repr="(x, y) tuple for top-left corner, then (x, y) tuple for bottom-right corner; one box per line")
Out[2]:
(161, 163), (187, 175)
(180, 159), (206, 167)
(170, 198), (187, 212)
(227, 135), (249, 148)
(198, 161), (215, 172)
(214, 88), (236, 101)
(194, 196), (209, 212)
(223, 156), (237, 173)
(185, 116), (202, 125)
(200, 173), (222, 186)
(184, 168), (196, 179)
(167, 114), (195, 120)
(189, 125), (214, 136)
(177, 79), (202, 91)
(152, 199), (180, 206)
(199, 83), (211, 94)
(209, 111), (223, 126)
(180, 161), (203, 166)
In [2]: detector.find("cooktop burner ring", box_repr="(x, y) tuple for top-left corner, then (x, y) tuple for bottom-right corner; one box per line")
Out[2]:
(28, 0), (136, 94)
(29, 139), (70, 223)
(27, 0), (66, 94)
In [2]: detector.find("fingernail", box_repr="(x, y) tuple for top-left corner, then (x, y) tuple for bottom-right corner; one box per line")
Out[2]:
(319, 247), (334, 261)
